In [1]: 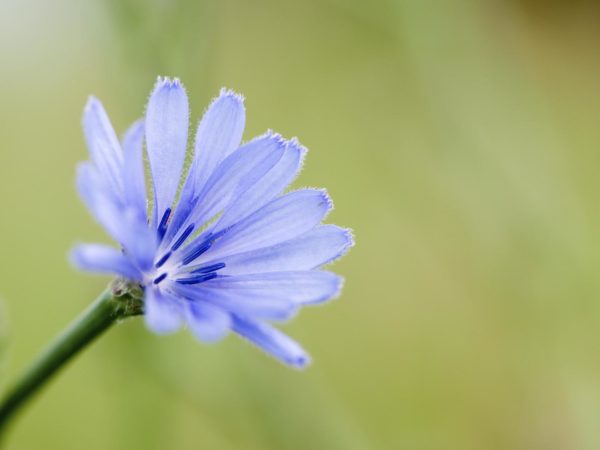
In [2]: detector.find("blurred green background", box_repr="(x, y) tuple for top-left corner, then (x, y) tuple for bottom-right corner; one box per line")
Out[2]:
(1, 0), (600, 448)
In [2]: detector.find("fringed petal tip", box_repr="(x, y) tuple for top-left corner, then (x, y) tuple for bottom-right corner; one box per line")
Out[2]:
(254, 133), (308, 165)
(314, 226), (355, 267)
(312, 228), (354, 270)
(287, 137), (308, 157)
(284, 187), (334, 214)
(342, 227), (355, 251)
(310, 188), (334, 215)
(237, 130), (294, 158)
(249, 130), (309, 163)
(155, 76), (184, 90)
(83, 96), (101, 117)
(218, 87), (245, 103)
(291, 187), (335, 217)
(284, 138), (308, 179)
(266, 129), (293, 145)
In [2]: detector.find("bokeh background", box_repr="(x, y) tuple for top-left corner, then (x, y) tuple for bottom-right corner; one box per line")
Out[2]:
(1, 0), (600, 448)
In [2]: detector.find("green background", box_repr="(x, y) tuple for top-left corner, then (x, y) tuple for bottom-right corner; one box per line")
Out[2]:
(1, 0), (600, 448)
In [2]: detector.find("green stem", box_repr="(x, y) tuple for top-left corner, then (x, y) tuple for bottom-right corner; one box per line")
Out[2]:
(0, 281), (143, 437)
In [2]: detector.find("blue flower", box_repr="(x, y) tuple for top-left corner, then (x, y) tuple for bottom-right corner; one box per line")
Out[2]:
(71, 77), (353, 368)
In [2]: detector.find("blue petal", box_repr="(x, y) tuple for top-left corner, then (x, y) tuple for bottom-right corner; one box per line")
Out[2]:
(121, 119), (147, 220)
(211, 225), (354, 275)
(77, 163), (156, 271)
(231, 316), (310, 368)
(76, 162), (125, 244)
(185, 301), (231, 343)
(215, 138), (305, 232)
(188, 132), (285, 226)
(165, 132), (285, 246)
(118, 209), (158, 272)
(184, 89), (245, 201)
(82, 97), (123, 196)
(174, 284), (298, 321)
(203, 271), (342, 305)
(145, 77), (189, 224)
(196, 189), (332, 263)
(144, 288), (183, 334)
(70, 243), (141, 281)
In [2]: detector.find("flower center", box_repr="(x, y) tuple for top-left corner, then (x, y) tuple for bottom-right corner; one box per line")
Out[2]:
(150, 221), (226, 286)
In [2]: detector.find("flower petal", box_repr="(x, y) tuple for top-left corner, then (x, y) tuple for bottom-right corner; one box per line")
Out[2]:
(70, 243), (140, 281)
(144, 288), (183, 334)
(82, 97), (123, 195)
(174, 284), (298, 321)
(231, 316), (310, 368)
(145, 77), (189, 224)
(198, 189), (332, 262)
(118, 209), (158, 272)
(77, 164), (155, 271)
(215, 138), (305, 232)
(164, 132), (285, 246)
(121, 119), (147, 220)
(213, 225), (353, 275)
(203, 271), (342, 305)
(164, 90), (245, 244)
(187, 88), (245, 197)
(185, 301), (231, 343)
(76, 162), (125, 244)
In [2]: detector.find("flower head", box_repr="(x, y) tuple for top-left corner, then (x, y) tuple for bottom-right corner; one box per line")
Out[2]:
(72, 77), (353, 368)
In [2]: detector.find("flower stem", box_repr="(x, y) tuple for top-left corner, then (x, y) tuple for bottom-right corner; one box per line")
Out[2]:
(0, 281), (143, 437)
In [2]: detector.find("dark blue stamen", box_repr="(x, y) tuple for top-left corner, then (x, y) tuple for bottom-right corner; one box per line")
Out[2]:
(157, 207), (171, 240)
(171, 223), (195, 251)
(155, 251), (171, 268)
(181, 235), (214, 266)
(211, 227), (230, 241)
(191, 262), (226, 274)
(176, 272), (218, 285)
(153, 273), (167, 284)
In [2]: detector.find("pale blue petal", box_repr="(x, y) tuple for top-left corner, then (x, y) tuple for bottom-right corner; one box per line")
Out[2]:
(187, 132), (284, 228)
(118, 209), (157, 272)
(70, 243), (141, 281)
(82, 97), (123, 195)
(76, 162), (125, 244)
(211, 225), (353, 275)
(168, 90), (245, 243)
(174, 284), (297, 321)
(203, 271), (342, 305)
(144, 288), (183, 334)
(77, 163), (155, 271)
(145, 77), (189, 224)
(185, 301), (231, 343)
(121, 119), (147, 220)
(215, 138), (305, 232)
(186, 89), (245, 198)
(164, 133), (285, 247)
(231, 316), (310, 368)
(196, 189), (332, 263)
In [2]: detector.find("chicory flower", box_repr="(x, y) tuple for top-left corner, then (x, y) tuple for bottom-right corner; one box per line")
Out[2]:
(72, 77), (353, 367)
